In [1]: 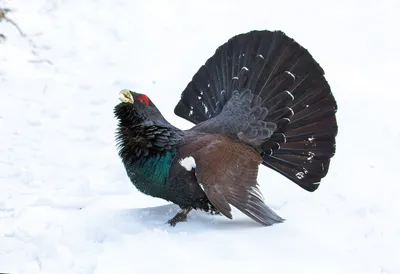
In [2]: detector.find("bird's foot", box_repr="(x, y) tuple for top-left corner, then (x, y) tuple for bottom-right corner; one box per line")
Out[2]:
(209, 205), (221, 215)
(167, 207), (192, 227)
(210, 209), (221, 215)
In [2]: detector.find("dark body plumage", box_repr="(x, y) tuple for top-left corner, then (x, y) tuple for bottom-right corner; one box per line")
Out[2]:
(114, 30), (338, 226)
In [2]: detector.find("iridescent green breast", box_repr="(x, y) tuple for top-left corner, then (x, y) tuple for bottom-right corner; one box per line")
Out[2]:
(123, 150), (176, 197)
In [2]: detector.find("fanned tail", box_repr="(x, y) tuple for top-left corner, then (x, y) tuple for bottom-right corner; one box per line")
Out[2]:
(174, 30), (338, 192)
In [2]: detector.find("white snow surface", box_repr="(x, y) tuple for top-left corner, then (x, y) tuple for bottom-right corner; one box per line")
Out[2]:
(1, 0), (400, 273)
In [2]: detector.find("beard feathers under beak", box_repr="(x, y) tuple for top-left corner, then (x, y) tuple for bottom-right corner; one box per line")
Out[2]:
(119, 89), (134, 103)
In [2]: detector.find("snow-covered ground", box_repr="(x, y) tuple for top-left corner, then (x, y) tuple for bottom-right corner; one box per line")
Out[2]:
(1, 0), (399, 273)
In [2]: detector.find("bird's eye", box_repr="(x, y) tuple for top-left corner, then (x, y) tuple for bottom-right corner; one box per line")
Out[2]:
(137, 95), (149, 105)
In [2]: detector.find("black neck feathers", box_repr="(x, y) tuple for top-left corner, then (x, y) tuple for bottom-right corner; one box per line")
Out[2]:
(114, 102), (184, 164)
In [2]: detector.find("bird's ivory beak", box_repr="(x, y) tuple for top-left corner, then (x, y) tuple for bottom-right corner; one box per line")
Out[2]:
(119, 89), (134, 103)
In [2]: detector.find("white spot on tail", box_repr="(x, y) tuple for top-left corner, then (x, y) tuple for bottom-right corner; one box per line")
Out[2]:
(241, 66), (249, 71)
(256, 54), (265, 60)
(285, 71), (296, 80)
(282, 133), (287, 143)
(179, 156), (197, 171)
(201, 102), (209, 114)
(296, 172), (305, 179)
(285, 90), (295, 101)
(307, 152), (315, 161)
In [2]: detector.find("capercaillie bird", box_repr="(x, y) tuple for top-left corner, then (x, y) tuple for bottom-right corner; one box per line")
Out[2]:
(114, 30), (338, 226)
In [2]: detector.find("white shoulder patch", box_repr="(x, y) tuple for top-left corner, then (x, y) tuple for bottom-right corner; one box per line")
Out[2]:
(179, 156), (197, 171)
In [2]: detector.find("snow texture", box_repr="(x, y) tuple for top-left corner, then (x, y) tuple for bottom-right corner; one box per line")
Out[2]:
(1, 0), (400, 273)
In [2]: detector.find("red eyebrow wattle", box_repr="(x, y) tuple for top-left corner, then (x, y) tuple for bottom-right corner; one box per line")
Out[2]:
(137, 95), (149, 105)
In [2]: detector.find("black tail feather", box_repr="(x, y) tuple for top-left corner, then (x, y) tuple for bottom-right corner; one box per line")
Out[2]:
(174, 30), (338, 192)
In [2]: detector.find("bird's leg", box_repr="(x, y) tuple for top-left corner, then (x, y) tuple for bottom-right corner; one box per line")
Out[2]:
(167, 207), (192, 226)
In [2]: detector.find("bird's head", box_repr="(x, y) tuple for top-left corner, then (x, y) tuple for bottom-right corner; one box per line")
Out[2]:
(114, 89), (166, 127)
(118, 89), (155, 106)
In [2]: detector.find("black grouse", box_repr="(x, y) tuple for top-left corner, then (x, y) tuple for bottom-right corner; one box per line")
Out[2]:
(114, 30), (338, 226)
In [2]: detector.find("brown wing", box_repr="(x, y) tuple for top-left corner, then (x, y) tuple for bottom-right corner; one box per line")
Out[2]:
(182, 134), (284, 226)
